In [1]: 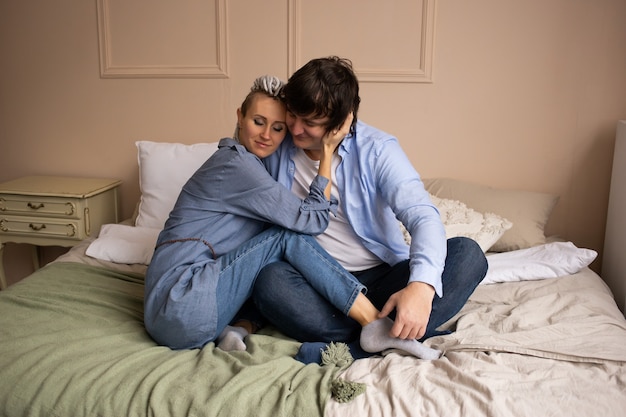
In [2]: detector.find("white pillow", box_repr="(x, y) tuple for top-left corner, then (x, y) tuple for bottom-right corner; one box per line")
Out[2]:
(429, 195), (513, 252)
(481, 241), (597, 285)
(135, 141), (219, 229)
(86, 224), (161, 265)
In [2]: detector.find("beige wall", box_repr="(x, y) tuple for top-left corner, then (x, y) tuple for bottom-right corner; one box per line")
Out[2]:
(1, 0), (626, 285)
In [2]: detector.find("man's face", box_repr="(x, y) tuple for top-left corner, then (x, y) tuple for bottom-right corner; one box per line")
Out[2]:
(286, 111), (330, 152)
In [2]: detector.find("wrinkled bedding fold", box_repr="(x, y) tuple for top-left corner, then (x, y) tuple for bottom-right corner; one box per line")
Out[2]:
(326, 268), (626, 417)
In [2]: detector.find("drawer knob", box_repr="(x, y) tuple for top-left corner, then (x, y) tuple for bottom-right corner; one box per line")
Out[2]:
(29, 223), (47, 231)
(27, 202), (45, 210)
(66, 224), (76, 237)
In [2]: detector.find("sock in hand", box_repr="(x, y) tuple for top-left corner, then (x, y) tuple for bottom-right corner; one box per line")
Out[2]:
(216, 325), (249, 351)
(359, 318), (441, 360)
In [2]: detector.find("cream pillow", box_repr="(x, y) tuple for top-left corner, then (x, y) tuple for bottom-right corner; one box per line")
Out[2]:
(135, 141), (219, 229)
(424, 178), (558, 252)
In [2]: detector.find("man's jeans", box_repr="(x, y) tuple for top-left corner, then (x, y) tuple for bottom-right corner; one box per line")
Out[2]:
(252, 237), (488, 343)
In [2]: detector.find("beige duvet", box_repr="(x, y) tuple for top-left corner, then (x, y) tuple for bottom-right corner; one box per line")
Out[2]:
(327, 268), (626, 417)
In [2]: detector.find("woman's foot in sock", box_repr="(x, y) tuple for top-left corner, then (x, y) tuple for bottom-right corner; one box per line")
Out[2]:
(359, 318), (441, 360)
(216, 325), (249, 351)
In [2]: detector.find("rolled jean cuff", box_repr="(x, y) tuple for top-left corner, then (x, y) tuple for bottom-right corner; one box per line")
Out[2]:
(342, 283), (367, 317)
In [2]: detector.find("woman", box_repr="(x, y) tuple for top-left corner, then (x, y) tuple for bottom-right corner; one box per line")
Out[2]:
(143, 76), (440, 360)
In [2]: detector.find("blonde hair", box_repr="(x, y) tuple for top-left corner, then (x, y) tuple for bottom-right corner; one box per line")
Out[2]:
(234, 75), (285, 140)
(251, 75), (284, 98)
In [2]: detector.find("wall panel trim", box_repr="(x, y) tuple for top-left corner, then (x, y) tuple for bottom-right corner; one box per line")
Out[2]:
(96, 0), (229, 79)
(287, 0), (436, 83)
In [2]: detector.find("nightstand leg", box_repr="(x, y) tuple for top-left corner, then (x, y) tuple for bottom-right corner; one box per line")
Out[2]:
(0, 243), (7, 290)
(32, 246), (40, 271)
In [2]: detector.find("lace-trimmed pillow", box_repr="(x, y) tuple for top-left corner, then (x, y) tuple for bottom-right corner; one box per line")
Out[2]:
(401, 195), (513, 253)
(431, 195), (512, 252)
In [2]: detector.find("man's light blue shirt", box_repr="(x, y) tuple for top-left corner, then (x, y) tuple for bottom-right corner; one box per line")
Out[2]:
(263, 120), (447, 296)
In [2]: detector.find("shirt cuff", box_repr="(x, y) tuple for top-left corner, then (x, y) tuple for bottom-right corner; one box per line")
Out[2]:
(408, 269), (443, 297)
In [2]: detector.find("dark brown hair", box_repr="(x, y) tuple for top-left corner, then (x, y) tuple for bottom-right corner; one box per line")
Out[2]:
(283, 56), (360, 134)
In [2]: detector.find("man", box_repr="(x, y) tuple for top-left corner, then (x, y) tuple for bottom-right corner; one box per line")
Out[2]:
(254, 56), (487, 353)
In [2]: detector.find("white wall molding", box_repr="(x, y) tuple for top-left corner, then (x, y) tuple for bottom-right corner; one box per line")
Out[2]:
(96, 0), (228, 79)
(287, 0), (436, 83)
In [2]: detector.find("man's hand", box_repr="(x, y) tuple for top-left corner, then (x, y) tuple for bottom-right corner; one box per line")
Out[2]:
(378, 281), (435, 340)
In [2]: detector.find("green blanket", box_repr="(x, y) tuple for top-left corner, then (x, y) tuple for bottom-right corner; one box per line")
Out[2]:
(0, 262), (342, 417)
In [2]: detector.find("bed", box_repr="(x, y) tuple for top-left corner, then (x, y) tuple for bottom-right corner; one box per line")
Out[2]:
(1, 141), (625, 417)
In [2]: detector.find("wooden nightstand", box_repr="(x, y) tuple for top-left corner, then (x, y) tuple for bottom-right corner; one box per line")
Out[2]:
(0, 176), (122, 289)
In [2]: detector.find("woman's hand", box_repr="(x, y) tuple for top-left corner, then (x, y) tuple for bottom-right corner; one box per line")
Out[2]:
(319, 112), (353, 199)
(322, 112), (354, 153)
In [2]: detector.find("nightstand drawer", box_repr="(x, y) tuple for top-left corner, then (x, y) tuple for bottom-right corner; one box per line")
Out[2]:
(0, 195), (79, 218)
(0, 216), (81, 240)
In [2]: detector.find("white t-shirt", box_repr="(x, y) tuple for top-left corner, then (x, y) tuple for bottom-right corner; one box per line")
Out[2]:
(291, 148), (381, 271)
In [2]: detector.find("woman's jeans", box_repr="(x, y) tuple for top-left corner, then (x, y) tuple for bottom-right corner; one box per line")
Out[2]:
(144, 226), (365, 349)
(252, 236), (488, 343)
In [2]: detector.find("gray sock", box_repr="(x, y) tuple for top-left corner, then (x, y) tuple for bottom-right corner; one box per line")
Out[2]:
(359, 318), (441, 360)
(216, 325), (248, 351)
